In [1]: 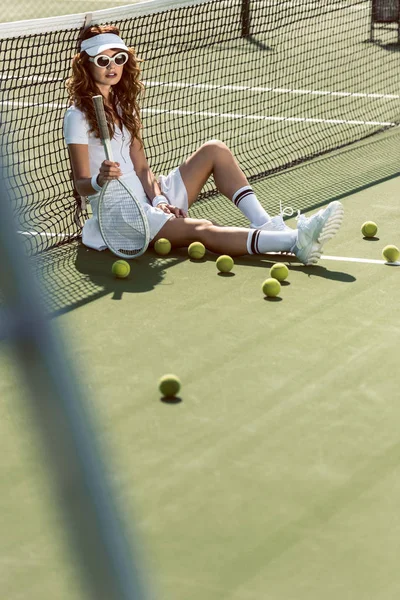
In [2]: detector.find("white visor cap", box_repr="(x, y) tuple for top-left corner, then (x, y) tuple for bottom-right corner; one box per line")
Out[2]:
(81, 33), (129, 56)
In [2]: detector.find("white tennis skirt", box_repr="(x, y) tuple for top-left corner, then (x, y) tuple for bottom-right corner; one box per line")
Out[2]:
(82, 167), (188, 251)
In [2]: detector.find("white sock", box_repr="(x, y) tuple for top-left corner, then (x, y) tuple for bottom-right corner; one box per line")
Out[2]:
(246, 228), (297, 254)
(232, 186), (271, 227)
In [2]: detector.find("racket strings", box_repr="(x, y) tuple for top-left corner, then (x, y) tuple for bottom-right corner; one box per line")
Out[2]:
(99, 181), (148, 256)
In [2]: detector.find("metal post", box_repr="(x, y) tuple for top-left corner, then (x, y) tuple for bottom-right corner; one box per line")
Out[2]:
(241, 0), (250, 38)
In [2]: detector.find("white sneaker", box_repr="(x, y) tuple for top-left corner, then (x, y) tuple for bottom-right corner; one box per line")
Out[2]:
(251, 215), (291, 231)
(291, 201), (344, 265)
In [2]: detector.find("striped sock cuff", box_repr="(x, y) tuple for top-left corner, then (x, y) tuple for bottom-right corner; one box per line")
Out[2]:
(246, 229), (262, 255)
(232, 186), (254, 208)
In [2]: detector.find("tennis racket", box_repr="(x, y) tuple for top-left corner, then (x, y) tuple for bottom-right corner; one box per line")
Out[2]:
(92, 95), (150, 258)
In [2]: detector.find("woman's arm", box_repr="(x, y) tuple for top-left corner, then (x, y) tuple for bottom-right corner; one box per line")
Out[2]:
(68, 144), (122, 196)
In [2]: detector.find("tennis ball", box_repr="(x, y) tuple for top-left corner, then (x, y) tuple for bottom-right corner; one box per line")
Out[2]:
(188, 241), (206, 259)
(382, 244), (400, 263)
(216, 255), (234, 273)
(262, 277), (281, 297)
(270, 263), (289, 282)
(112, 260), (130, 278)
(159, 374), (181, 398)
(154, 238), (171, 255)
(361, 221), (378, 238)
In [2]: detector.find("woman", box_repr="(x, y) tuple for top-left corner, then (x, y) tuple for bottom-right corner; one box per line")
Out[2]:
(64, 25), (344, 264)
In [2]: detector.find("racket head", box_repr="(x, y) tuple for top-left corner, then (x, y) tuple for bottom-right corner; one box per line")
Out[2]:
(98, 179), (150, 259)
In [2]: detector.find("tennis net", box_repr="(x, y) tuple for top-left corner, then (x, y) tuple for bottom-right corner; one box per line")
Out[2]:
(1, 0), (399, 255)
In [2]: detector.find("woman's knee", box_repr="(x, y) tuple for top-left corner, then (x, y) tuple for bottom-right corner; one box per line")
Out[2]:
(193, 219), (215, 244)
(184, 218), (214, 245)
(194, 218), (213, 230)
(201, 139), (231, 156)
(151, 217), (213, 247)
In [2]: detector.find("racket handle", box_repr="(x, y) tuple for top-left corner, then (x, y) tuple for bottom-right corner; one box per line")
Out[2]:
(92, 95), (114, 162)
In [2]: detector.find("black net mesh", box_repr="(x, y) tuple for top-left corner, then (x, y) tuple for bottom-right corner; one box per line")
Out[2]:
(1, 0), (399, 255)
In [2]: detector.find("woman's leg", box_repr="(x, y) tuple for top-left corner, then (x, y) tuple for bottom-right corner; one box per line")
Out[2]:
(178, 140), (293, 231)
(178, 140), (281, 229)
(151, 199), (345, 265)
(151, 217), (296, 257)
(179, 140), (247, 204)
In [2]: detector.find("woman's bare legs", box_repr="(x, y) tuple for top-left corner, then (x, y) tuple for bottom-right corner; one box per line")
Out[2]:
(177, 140), (284, 229)
(151, 217), (296, 256)
(151, 218), (248, 255)
(179, 140), (250, 206)
(153, 140), (343, 264)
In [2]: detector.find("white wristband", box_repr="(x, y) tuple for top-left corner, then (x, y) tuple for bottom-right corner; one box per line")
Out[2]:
(152, 194), (168, 208)
(91, 174), (103, 193)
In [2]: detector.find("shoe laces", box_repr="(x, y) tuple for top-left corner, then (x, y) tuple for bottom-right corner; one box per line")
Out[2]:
(279, 200), (300, 220)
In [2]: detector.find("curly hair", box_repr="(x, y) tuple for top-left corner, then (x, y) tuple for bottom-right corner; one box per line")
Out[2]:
(66, 25), (144, 145)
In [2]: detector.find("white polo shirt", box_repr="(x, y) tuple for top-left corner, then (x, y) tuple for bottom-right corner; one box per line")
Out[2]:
(63, 104), (135, 177)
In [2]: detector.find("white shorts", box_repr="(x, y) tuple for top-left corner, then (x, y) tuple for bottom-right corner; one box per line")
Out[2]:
(82, 167), (188, 251)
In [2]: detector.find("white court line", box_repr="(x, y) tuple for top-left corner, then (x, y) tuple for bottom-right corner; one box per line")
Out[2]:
(144, 81), (400, 101)
(16, 231), (400, 266)
(2, 100), (394, 126)
(1, 75), (398, 101)
(144, 107), (394, 127)
(322, 255), (400, 266)
(17, 230), (75, 238)
(1, 100), (66, 109)
(0, 75), (65, 83)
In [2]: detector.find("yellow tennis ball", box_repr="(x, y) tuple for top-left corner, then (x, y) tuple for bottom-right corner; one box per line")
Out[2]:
(270, 263), (289, 282)
(154, 238), (171, 255)
(262, 277), (281, 297)
(361, 221), (378, 238)
(112, 260), (130, 278)
(159, 374), (181, 398)
(188, 241), (206, 259)
(382, 244), (400, 263)
(216, 255), (234, 273)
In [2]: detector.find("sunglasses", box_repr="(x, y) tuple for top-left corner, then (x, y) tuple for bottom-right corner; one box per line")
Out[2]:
(89, 51), (129, 68)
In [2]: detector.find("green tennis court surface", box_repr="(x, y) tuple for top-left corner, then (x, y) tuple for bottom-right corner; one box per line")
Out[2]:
(1, 133), (400, 598)
(2, 0), (400, 597)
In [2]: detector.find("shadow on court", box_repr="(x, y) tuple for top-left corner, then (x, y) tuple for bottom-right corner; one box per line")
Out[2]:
(31, 241), (188, 317)
(230, 254), (357, 284)
(73, 244), (188, 301)
(249, 130), (400, 219)
(30, 239), (356, 319)
(365, 39), (400, 53)
(244, 35), (273, 52)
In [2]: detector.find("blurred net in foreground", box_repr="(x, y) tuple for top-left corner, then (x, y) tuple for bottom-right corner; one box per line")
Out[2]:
(0, 0), (399, 256)
(0, 151), (150, 598)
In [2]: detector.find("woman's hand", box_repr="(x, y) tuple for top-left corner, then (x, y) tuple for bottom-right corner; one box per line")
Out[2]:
(97, 160), (122, 187)
(157, 203), (187, 218)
